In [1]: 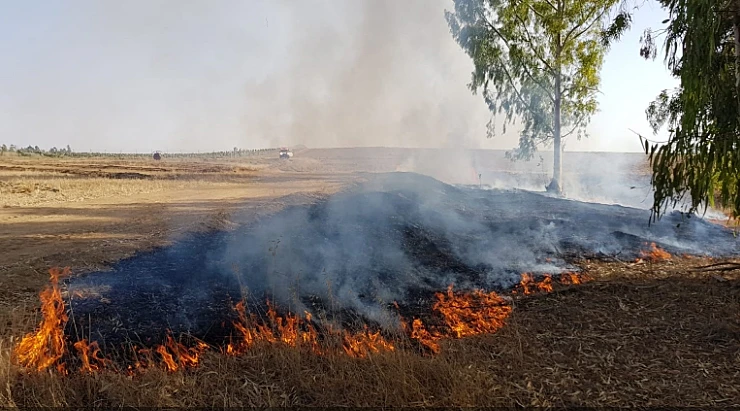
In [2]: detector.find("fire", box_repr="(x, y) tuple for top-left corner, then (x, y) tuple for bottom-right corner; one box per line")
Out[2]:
(73, 340), (110, 373)
(406, 318), (441, 354)
(515, 273), (554, 294)
(14, 267), (70, 373)
(227, 301), (322, 354)
(228, 300), (393, 357)
(639, 242), (672, 261)
(558, 272), (591, 285)
(153, 335), (208, 372)
(405, 285), (514, 352)
(342, 327), (395, 357)
(433, 285), (512, 338)
(15, 266), (596, 374)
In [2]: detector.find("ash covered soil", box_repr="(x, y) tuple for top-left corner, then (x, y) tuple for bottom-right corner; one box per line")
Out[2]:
(65, 172), (739, 347)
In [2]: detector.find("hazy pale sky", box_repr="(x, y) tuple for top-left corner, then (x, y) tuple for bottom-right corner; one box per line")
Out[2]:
(0, 0), (676, 153)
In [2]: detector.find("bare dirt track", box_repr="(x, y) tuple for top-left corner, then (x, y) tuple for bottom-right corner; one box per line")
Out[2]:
(1, 148), (738, 407)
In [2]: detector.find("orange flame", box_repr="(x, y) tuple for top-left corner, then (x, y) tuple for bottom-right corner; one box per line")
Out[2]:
(433, 285), (513, 338)
(228, 301), (393, 357)
(155, 335), (206, 371)
(515, 273), (554, 295)
(227, 301), (323, 354)
(342, 327), (395, 357)
(405, 318), (441, 354)
(639, 242), (672, 261)
(14, 267), (70, 373)
(73, 339), (110, 373)
(15, 266), (597, 374)
(558, 272), (592, 285)
(13, 267), (211, 374)
(404, 285), (514, 352)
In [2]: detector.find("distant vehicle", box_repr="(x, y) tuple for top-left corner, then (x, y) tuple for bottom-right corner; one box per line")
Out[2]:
(153, 152), (161, 161)
(279, 147), (293, 159)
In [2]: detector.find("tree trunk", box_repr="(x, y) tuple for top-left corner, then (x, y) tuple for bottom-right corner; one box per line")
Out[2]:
(548, 40), (563, 195)
(733, 1), (740, 113)
(549, 77), (563, 195)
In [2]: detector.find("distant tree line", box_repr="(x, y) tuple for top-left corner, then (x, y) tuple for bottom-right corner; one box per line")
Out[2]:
(0, 144), (73, 157)
(0, 144), (283, 159)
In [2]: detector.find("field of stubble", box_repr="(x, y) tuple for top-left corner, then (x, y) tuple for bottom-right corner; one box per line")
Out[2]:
(0, 148), (737, 407)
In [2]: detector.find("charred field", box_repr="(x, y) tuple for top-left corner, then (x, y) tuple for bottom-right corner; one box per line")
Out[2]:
(2, 161), (740, 407)
(61, 172), (737, 347)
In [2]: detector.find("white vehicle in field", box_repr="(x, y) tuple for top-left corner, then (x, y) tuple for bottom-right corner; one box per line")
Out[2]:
(279, 147), (293, 159)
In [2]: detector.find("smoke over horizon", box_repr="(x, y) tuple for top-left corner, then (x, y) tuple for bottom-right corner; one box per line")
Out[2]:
(0, 0), (503, 153)
(0, 0), (673, 153)
(252, 0), (495, 150)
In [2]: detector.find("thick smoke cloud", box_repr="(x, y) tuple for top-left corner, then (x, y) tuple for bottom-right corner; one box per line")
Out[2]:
(212, 173), (736, 328)
(0, 0), (498, 152)
(247, 0), (493, 149)
(66, 172), (739, 344)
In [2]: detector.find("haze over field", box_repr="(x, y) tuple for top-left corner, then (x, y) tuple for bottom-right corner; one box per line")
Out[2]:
(0, 0), (676, 153)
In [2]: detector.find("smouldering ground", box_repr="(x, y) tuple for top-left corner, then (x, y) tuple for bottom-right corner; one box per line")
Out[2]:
(0, 150), (738, 407)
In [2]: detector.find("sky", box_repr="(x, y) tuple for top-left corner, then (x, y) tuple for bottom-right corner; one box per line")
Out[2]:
(0, 0), (677, 153)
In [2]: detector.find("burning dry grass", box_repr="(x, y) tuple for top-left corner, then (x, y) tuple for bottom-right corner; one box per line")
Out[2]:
(13, 269), (562, 374)
(13, 268), (68, 374)
(639, 242), (672, 262)
(2, 260), (737, 407)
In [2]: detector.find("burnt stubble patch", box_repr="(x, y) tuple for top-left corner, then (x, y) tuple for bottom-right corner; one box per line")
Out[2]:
(62, 173), (738, 355)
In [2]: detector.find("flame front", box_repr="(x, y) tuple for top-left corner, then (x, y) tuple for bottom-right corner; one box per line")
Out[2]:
(227, 301), (392, 358)
(14, 268), (594, 374)
(406, 318), (441, 354)
(342, 327), (395, 357)
(639, 242), (672, 261)
(14, 268), (70, 373)
(153, 335), (208, 372)
(227, 301), (323, 355)
(405, 285), (514, 351)
(433, 285), (513, 338)
(516, 273), (554, 294)
(73, 339), (110, 373)
(559, 272), (591, 285)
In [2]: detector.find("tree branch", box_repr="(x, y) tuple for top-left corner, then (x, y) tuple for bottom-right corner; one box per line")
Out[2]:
(541, 0), (558, 12)
(492, 60), (554, 135)
(510, 5), (556, 74)
(520, 0), (548, 21)
(480, 10), (556, 103)
(561, 122), (580, 138)
(563, 5), (610, 47)
(562, 83), (600, 99)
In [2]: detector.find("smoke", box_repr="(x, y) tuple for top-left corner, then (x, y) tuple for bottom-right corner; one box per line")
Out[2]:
(393, 149), (657, 210)
(209, 172), (738, 328)
(246, 0), (494, 150)
(0, 0), (499, 152)
(66, 171), (739, 344)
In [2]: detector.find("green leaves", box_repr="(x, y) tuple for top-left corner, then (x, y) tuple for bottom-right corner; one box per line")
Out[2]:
(643, 0), (740, 220)
(447, 0), (619, 161)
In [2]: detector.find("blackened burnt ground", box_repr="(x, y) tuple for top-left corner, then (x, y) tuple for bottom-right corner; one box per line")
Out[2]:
(64, 172), (739, 348)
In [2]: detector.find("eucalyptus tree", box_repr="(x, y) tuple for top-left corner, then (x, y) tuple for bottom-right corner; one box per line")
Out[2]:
(635, 0), (740, 220)
(446, 0), (628, 194)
